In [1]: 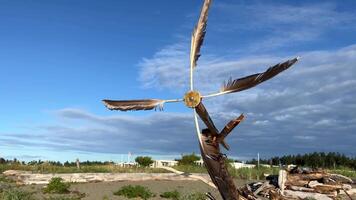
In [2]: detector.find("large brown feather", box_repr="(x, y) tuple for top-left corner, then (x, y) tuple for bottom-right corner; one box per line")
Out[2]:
(195, 102), (230, 150)
(221, 57), (299, 94)
(102, 99), (165, 111)
(190, 0), (212, 69)
(195, 102), (219, 134)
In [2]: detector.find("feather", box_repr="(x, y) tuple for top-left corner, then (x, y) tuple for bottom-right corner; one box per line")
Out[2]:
(195, 102), (230, 150)
(102, 99), (165, 111)
(190, 0), (211, 69)
(221, 57), (299, 94)
(195, 102), (219, 135)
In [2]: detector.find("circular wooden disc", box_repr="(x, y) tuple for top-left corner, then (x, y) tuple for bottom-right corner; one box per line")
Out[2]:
(183, 90), (201, 108)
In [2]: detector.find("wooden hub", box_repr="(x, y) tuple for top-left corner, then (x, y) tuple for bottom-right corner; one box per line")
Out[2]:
(184, 90), (201, 108)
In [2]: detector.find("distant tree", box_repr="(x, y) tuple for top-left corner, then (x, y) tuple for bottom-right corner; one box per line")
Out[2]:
(177, 153), (200, 165)
(0, 157), (5, 164)
(135, 156), (154, 167)
(245, 152), (356, 170)
(64, 161), (71, 167)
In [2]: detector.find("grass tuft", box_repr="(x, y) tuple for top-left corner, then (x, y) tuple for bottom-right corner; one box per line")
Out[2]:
(44, 177), (70, 194)
(160, 190), (180, 199)
(113, 185), (155, 199)
(182, 192), (206, 200)
(1, 188), (34, 200)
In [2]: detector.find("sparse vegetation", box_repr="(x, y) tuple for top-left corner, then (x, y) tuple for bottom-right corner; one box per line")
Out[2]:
(44, 177), (70, 194)
(102, 195), (110, 200)
(45, 196), (82, 200)
(113, 185), (155, 199)
(229, 166), (280, 180)
(160, 190), (180, 199)
(182, 192), (206, 200)
(1, 188), (34, 200)
(173, 164), (207, 173)
(0, 163), (167, 174)
(0, 175), (13, 183)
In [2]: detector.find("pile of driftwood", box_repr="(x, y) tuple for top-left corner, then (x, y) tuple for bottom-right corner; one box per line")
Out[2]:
(239, 167), (354, 200)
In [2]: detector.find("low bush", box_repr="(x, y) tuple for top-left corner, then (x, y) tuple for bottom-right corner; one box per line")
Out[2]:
(44, 177), (70, 194)
(1, 188), (34, 200)
(182, 192), (206, 200)
(160, 190), (180, 199)
(45, 196), (82, 200)
(113, 185), (154, 199)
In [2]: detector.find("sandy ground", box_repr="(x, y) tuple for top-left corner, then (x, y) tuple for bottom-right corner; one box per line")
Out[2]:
(22, 180), (229, 200)
(3, 176), (355, 200)
(20, 179), (255, 200)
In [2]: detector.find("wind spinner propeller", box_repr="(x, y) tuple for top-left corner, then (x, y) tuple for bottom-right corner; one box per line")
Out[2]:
(103, 0), (298, 199)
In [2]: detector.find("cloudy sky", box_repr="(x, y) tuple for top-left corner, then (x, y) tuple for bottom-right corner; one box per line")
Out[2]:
(1, 0), (355, 162)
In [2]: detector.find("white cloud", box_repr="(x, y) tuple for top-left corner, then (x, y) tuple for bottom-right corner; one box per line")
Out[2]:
(2, 1), (356, 159)
(2, 44), (355, 158)
(135, 42), (356, 157)
(212, 2), (356, 51)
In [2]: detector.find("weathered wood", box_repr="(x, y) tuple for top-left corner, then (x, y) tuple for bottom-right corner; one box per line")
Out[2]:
(269, 189), (293, 200)
(329, 174), (354, 184)
(288, 185), (315, 192)
(312, 184), (343, 194)
(239, 185), (258, 200)
(253, 181), (271, 196)
(308, 180), (323, 188)
(199, 128), (241, 200)
(284, 190), (333, 200)
(288, 172), (328, 181)
(278, 170), (287, 193)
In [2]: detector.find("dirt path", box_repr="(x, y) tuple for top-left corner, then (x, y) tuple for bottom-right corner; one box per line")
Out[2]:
(157, 166), (216, 188)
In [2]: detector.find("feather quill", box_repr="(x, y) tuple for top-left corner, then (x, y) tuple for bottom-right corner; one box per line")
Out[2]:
(221, 57), (299, 94)
(190, 0), (211, 69)
(102, 99), (165, 111)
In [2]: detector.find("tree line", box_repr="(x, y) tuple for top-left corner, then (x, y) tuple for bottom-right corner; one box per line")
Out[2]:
(2, 152), (355, 169)
(246, 152), (356, 169)
(0, 158), (114, 166)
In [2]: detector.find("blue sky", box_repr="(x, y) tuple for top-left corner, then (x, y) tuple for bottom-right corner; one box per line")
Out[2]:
(1, 0), (356, 162)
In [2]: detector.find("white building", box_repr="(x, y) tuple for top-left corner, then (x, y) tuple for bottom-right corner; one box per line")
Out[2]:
(151, 160), (178, 168)
(116, 162), (137, 167)
(231, 162), (256, 169)
(195, 159), (204, 166)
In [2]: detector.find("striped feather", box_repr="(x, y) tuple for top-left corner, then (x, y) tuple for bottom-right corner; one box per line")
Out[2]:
(190, 0), (212, 69)
(221, 57), (299, 94)
(102, 99), (165, 111)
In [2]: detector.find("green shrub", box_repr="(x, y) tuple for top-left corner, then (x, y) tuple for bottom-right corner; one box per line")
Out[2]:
(182, 192), (206, 200)
(160, 190), (180, 199)
(177, 153), (200, 165)
(135, 156), (154, 167)
(44, 177), (70, 194)
(0, 175), (12, 183)
(1, 188), (34, 200)
(113, 185), (154, 199)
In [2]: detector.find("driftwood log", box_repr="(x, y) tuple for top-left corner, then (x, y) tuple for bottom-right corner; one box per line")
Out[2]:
(239, 166), (354, 200)
(196, 105), (246, 200)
